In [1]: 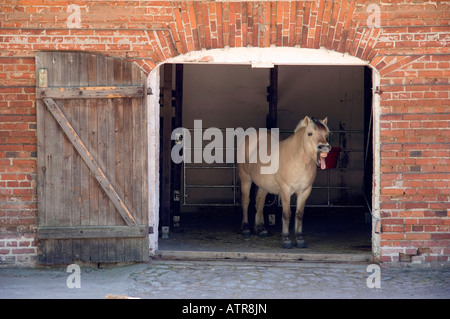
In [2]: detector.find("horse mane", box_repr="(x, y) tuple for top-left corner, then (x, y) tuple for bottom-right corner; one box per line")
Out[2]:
(294, 116), (329, 133)
(294, 118), (307, 133)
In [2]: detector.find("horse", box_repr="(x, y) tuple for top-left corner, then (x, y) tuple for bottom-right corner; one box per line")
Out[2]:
(237, 116), (331, 249)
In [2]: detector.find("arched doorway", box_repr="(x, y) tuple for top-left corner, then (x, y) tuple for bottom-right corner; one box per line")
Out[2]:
(147, 47), (381, 261)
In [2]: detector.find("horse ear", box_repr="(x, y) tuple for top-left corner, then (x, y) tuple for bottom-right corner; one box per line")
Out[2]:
(303, 116), (310, 126)
(322, 117), (328, 125)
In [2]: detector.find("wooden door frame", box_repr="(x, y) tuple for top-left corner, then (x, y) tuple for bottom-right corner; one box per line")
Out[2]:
(147, 47), (381, 259)
(159, 64), (183, 239)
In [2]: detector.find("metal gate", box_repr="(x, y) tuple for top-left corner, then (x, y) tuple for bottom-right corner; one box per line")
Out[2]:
(160, 64), (373, 237)
(179, 65), (373, 213)
(182, 128), (240, 207)
(182, 128), (369, 209)
(36, 51), (149, 264)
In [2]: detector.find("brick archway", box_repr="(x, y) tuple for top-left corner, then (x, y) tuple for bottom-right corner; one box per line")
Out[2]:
(146, 46), (382, 260)
(136, 1), (381, 73)
(138, 2), (449, 264)
(142, 2), (386, 258)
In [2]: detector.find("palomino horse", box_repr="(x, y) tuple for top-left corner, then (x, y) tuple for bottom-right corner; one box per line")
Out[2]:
(237, 116), (331, 249)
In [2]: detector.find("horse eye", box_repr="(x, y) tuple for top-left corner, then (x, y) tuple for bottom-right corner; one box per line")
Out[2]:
(308, 132), (313, 136)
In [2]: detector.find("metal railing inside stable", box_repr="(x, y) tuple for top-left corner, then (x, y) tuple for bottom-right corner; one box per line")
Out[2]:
(182, 128), (369, 210)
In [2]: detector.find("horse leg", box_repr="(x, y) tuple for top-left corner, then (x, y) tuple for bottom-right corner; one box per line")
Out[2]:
(240, 178), (252, 238)
(280, 190), (293, 249)
(254, 187), (269, 237)
(294, 187), (312, 248)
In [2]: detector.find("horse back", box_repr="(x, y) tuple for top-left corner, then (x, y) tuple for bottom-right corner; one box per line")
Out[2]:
(237, 130), (282, 194)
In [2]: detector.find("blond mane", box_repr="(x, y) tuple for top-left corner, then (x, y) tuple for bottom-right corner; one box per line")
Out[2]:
(294, 118), (307, 133)
(294, 116), (329, 133)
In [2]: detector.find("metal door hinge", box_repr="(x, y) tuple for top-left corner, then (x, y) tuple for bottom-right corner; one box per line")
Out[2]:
(173, 190), (181, 201)
(374, 86), (381, 94)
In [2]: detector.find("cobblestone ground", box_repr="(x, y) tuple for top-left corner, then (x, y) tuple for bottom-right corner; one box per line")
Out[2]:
(127, 261), (450, 299)
(0, 260), (449, 299)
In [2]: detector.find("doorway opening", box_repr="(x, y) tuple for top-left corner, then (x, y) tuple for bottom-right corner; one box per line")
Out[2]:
(155, 59), (375, 262)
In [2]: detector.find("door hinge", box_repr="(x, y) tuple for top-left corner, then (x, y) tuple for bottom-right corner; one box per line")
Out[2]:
(173, 190), (181, 201)
(374, 86), (382, 94)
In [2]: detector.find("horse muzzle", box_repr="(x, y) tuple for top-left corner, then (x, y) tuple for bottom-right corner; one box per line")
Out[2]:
(317, 144), (331, 153)
(317, 144), (331, 170)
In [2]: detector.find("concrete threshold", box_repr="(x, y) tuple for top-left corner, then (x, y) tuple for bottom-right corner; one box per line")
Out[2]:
(155, 250), (373, 263)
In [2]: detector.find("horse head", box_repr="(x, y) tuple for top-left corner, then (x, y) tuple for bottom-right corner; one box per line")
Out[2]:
(295, 116), (331, 169)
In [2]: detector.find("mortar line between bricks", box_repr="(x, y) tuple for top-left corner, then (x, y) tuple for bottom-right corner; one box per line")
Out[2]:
(380, 112), (450, 116)
(382, 83), (450, 87)
(379, 141), (450, 145)
(0, 57), (35, 59)
(0, 27), (170, 32)
(379, 53), (450, 56)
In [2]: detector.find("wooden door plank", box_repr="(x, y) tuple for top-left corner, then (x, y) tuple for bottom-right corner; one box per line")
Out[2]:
(36, 52), (50, 232)
(36, 100), (46, 228)
(38, 52), (59, 264)
(87, 53), (99, 230)
(97, 97), (108, 262)
(37, 226), (147, 239)
(95, 55), (109, 262)
(86, 53), (100, 263)
(70, 100), (82, 226)
(36, 85), (145, 99)
(42, 97), (138, 227)
(68, 53), (82, 228)
(44, 98), (62, 228)
(61, 52), (79, 263)
(113, 59), (126, 260)
(114, 59), (129, 261)
(105, 58), (118, 262)
(78, 53), (91, 229)
(69, 52), (88, 263)
(132, 98), (144, 223)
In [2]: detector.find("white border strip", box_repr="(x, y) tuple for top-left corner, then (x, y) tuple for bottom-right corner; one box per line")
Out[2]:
(147, 47), (379, 258)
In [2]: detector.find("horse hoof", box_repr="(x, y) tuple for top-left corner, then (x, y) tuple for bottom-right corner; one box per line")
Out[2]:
(282, 239), (293, 249)
(255, 224), (269, 237)
(258, 229), (269, 237)
(242, 230), (252, 238)
(242, 229), (251, 238)
(241, 223), (251, 238)
(295, 239), (307, 248)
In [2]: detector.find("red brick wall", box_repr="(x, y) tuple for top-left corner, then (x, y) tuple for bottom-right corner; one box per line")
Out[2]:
(0, 55), (38, 265)
(0, 1), (448, 266)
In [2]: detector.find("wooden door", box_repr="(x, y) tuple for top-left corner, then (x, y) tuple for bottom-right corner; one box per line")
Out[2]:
(36, 52), (149, 264)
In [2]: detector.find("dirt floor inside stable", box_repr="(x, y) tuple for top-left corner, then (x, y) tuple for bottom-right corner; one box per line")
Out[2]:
(158, 207), (373, 261)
